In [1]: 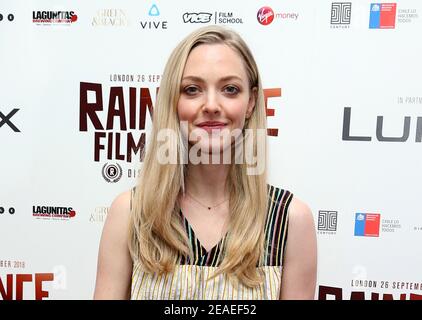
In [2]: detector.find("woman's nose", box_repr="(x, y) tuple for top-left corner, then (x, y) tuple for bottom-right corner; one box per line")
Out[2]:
(202, 91), (221, 114)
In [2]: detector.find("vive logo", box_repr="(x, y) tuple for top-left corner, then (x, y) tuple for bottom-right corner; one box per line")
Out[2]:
(148, 4), (160, 17)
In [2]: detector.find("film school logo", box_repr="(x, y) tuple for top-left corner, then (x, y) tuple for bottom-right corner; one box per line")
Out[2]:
(183, 11), (243, 24)
(369, 3), (396, 29)
(318, 210), (337, 235)
(140, 4), (168, 30)
(331, 2), (351, 28)
(0, 108), (20, 132)
(102, 163), (122, 183)
(92, 9), (129, 26)
(183, 12), (212, 23)
(0, 207), (15, 215)
(32, 206), (76, 220)
(0, 13), (14, 22)
(354, 213), (380, 237)
(32, 11), (78, 25)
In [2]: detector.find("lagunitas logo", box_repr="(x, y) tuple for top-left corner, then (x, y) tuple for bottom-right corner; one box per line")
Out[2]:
(32, 206), (76, 220)
(139, 4), (168, 30)
(32, 11), (78, 25)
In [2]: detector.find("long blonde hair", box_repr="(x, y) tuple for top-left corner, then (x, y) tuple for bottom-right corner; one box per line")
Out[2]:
(128, 25), (268, 287)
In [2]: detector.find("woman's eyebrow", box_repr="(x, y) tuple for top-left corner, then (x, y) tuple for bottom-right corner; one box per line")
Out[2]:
(181, 75), (243, 83)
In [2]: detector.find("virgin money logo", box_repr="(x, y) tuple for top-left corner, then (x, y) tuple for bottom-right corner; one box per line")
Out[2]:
(257, 6), (274, 25)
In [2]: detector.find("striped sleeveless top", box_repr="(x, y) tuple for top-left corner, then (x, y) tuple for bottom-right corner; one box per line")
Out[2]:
(130, 184), (293, 300)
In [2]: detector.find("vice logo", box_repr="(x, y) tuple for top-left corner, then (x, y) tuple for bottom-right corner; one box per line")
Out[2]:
(354, 213), (381, 237)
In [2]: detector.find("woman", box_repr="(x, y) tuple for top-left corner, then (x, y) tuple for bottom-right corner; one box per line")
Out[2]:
(93, 25), (317, 300)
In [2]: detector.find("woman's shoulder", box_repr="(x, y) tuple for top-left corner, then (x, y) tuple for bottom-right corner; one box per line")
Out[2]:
(266, 183), (312, 220)
(107, 189), (133, 223)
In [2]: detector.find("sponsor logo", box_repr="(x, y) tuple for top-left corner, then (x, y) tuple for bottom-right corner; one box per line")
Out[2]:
(369, 3), (396, 29)
(102, 163), (123, 183)
(342, 107), (422, 143)
(92, 9), (129, 26)
(354, 213), (380, 237)
(257, 6), (274, 25)
(0, 13), (14, 22)
(32, 206), (76, 220)
(32, 11), (78, 25)
(0, 207), (15, 215)
(257, 6), (299, 26)
(183, 12), (212, 23)
(331, 2), (351, 28)
(90, 207), (109, 222)
(183, 11), (243, 24)
(140, 4), (168, 30)
(318, 210), (337, 234)
(0, 109), (20, 132)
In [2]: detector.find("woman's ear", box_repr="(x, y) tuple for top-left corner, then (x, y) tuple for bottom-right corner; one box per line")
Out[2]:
(246, 87), (257, 119)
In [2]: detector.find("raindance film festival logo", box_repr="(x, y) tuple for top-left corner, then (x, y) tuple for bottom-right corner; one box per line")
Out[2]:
(32, 206), (76, 220)
(354, 213), (380, 237)
(318, 210), (337, 235)
(92, 9), (129, 26)
(102, 162), (123, 183)
(0, 108), (20, 132)
(369, 3), (396, 29)
(32, 11), (78, 25)
(331, 2), (351, 28)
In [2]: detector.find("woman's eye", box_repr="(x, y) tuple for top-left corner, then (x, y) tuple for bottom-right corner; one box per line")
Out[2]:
(183, 86), (199, 95)
(224, 85), (240, 95)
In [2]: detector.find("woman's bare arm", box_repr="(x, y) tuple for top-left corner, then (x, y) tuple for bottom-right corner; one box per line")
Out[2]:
(93, 190), (133, 299)
(279, 196), (318, 300)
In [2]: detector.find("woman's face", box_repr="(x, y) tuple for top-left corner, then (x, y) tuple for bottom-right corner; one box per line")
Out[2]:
(177, 43), (256, 155)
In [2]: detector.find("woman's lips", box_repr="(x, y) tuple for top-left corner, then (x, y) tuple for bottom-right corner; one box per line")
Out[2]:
(196, 121), (227, 132)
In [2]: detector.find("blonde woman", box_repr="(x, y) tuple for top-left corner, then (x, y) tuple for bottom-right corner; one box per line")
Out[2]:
(94, 26), (317, 300)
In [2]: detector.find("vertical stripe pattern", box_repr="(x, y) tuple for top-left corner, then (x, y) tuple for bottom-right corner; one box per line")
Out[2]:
(130, 184), (292, 300)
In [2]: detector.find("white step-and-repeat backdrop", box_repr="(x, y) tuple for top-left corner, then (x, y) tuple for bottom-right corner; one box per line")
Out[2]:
(1, 0), (421, 300)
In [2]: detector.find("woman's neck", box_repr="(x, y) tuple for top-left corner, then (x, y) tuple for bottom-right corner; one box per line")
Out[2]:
(185, 163), (230, 202)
